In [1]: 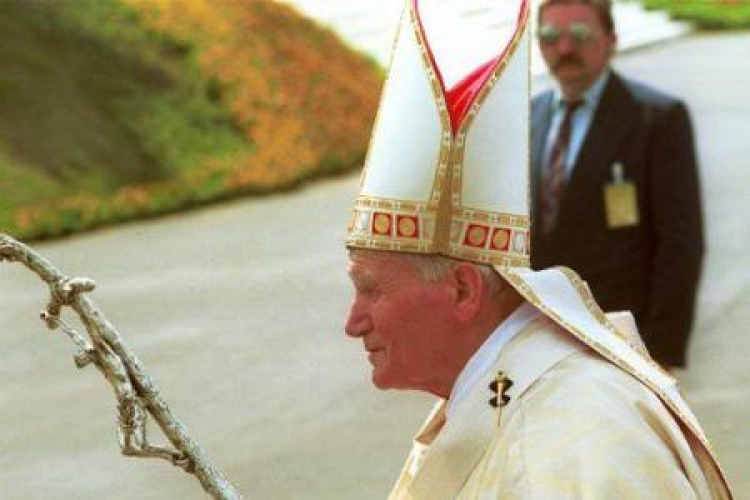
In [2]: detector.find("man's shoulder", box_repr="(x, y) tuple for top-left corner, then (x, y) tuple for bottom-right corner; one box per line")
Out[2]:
(531, 88), (553, 103)
(499, 317), (659, 422)
(507, 349), (682, 458)
(473, 350), (706, 498)
(531, 349), (653, 406)
(613, 72), (685, 109)
(531, 72), (685, 113)
(506, 344), (672, 437)
(531, 89), (553, 114)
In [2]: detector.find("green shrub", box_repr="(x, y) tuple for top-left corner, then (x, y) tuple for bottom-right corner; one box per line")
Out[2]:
(0, 0), (381, 241)
(643, 0), (750, 30)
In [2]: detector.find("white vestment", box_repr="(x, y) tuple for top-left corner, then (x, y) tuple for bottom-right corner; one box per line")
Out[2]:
(388, 312), (731, 499)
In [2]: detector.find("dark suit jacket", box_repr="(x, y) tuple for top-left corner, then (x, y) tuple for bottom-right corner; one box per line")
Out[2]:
(531, 70), (704, 367)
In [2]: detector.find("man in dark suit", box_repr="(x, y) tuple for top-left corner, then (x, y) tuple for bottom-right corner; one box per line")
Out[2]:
(531, 0), (704, 368)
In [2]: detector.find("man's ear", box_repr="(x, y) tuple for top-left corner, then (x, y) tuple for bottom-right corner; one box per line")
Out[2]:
(450, 263), (484, 322)
(606, 32), (617, 58)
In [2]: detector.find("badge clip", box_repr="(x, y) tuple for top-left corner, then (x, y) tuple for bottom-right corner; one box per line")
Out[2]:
(604, 162), (639, 228)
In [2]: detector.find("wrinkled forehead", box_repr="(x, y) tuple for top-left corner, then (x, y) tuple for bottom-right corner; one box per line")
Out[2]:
(539, 1), (612, 31)
(348, 248), (397, 270)
(541, 3), (598, 22)
(347, 249), (413, 280)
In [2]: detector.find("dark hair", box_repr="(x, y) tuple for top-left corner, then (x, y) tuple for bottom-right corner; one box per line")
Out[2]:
(538, 0), (615, 35)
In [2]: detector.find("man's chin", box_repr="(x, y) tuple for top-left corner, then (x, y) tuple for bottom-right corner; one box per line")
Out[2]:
(553, 67), (584, 82)
(371, 377), (391, 390)
(371, 370), (393, 390)
(371, 368), (404, 391)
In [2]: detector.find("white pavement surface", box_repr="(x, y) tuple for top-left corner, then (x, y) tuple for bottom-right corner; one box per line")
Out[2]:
(1, 32), (748, 500)
(277, 0), (691, 76)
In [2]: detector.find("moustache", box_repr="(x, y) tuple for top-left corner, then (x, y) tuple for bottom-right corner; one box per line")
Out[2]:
(553, 56), (584, 70)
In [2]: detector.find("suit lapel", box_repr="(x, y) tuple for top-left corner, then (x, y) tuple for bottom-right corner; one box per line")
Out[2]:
(408, 316), (584, 499)
(559, 72), (639, 216)
(531, 91), (555, 222)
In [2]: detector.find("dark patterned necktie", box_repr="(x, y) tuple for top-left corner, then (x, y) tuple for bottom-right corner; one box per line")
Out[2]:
(540, 100), (583, 233)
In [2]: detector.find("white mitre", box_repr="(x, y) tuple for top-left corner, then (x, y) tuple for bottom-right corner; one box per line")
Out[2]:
(347, 0), (531, 266)
(345, 0), (731, 492)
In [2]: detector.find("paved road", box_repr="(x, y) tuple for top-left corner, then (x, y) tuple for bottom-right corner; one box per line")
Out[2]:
(1, 33), (748, 499)
(279, 0), (689, 71)
(615, 32), (750, 497)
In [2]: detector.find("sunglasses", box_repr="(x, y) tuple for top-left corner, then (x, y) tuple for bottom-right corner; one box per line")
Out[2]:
(537, 23), (595, 46)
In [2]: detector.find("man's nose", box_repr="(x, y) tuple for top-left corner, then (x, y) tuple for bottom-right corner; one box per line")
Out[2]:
(345, 300), (373, 338)
(556, 34), (576, 54)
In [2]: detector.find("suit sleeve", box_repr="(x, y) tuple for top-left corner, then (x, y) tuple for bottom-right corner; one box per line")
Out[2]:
(643, 101), (704, 366)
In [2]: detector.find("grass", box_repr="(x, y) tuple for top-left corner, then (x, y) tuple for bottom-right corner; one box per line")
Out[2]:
(642, 0), (750, 30)
(1, 0), (381, 241)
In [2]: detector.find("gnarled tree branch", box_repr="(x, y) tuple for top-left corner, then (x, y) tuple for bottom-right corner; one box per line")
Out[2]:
(0, 234), (243, 499)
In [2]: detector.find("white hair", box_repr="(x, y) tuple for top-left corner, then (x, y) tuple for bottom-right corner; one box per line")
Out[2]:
(402, 253), (505, 295)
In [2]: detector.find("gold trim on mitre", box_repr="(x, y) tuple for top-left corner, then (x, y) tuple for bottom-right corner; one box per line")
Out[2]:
(346, 0), (531, 268)
(446, 3), (531, 266)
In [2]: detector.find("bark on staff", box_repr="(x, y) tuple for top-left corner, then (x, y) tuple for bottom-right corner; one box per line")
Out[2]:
(0, 234), (243, 500)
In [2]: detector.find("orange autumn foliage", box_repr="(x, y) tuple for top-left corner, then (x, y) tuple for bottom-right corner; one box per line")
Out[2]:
(7, 0), (382, 241)
(125, 0), (381, 187)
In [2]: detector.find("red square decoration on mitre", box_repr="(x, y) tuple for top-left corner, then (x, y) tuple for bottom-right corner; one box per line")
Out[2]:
(372, 212), (393, 236)
(463, 224), (489, 248)
(490, 228), (511, 251)
(396, 215), (419, 239)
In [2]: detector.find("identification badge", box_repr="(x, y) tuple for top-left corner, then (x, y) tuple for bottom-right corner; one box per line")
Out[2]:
(604, 163), (639, 228)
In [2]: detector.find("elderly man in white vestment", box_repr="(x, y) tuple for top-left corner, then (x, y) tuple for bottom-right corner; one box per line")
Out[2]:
(343, 0), (732, 499)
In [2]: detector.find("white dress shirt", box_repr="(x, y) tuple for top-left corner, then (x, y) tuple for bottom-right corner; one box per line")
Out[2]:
(542, 69), (610, 178)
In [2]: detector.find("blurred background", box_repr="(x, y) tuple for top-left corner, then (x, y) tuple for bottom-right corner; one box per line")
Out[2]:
(1, 0), (748, 498)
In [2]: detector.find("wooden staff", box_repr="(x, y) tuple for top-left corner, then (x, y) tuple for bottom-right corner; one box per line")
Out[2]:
(0, 234), (243, 500)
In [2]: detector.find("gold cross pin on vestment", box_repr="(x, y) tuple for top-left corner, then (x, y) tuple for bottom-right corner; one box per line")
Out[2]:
(488, 370), (514, 425)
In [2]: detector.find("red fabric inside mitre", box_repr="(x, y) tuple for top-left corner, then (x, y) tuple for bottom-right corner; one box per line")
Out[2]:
(445, 56), (501, 134)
